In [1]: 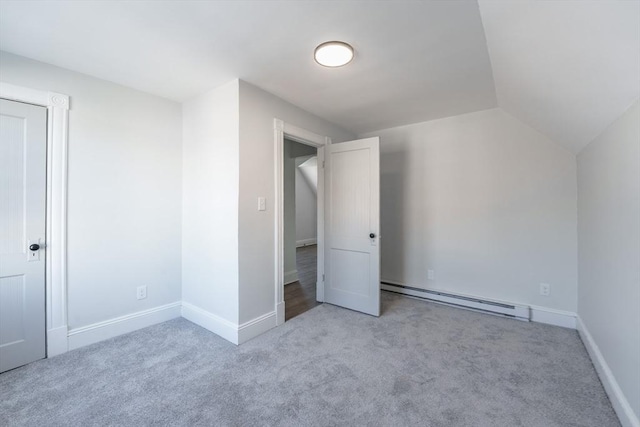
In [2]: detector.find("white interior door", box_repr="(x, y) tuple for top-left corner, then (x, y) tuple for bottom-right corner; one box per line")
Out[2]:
(0, 98), (47, 373)
(325, 137), (380, 316)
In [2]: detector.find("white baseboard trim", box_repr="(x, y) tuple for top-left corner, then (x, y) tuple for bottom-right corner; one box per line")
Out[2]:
(67, 301), (181, 350)
(530, 305), (577, 329)
(58, 301), (280, 352)
(238, 311), (277, 344)
(181, 303), (277, 345)
(577, 316), (640, 427)
(181, 302), (238, 345)
(47, 326), (68, 357)
(296, 238), (317, 247)
(284, 270), (298, 285)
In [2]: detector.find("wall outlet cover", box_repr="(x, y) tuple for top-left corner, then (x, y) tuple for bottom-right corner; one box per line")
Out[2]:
(539, 283), (550, 296)
(137, 285), (147, 300)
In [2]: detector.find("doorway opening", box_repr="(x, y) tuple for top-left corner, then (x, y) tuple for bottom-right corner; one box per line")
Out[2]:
(273, 119), (329, 326)
(283, 140), (320, 320)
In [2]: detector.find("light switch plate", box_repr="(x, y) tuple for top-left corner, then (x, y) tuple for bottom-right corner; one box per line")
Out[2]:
(258, 197), (266, 211)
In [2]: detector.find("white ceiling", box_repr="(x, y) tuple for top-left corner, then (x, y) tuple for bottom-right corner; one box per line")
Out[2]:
(0, 1), (496, 134)
(0, 1), (638, 152)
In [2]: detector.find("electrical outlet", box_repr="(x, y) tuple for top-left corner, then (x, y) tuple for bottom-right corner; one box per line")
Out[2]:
(539, 283), (550, 296)
(427, 269), (435, 280)
(137, 285), (147, 300)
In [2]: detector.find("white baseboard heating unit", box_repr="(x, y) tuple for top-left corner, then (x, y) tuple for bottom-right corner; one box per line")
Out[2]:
(381, 281), (530, 321)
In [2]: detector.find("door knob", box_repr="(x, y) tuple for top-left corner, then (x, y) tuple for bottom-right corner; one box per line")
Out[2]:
(369, 233), (376, 239)
(29, 244), (40, 251)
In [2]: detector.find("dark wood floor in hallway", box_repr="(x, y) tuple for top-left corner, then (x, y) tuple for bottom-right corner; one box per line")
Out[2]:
(284, 245), (321, 321)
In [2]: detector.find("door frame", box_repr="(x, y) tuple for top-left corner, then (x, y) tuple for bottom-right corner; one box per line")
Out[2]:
(273, 119), (331, 325)
(0, 82), (70, 357)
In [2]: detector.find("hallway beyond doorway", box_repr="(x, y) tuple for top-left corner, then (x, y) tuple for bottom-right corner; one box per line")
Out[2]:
(284, 245), (320, 321)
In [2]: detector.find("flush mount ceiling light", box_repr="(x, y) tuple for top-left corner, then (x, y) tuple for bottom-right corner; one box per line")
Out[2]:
(314, 41), (354, 67)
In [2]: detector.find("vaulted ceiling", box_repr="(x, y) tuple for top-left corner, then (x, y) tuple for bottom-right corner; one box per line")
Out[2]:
(1, 0), (638, 153)
(479, 0), (640, 153)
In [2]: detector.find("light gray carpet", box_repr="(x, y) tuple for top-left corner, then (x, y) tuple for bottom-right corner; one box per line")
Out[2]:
(1, 293), (619, 426)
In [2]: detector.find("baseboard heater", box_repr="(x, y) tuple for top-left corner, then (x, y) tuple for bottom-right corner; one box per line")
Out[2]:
(381, 281), (530, 321)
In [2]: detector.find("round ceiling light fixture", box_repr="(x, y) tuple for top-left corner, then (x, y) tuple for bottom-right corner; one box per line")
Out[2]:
(314, 41), (354, 67)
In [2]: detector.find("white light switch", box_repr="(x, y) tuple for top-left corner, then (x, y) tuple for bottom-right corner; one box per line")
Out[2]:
(258, 197), (266, 211)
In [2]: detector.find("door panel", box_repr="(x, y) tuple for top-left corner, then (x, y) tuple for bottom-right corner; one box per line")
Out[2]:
(0, 98), (47, 373)
(325, 137), (380, 316)
(1, 114), (27, 255)
(330, 149), (370, 238)
(330, 249), (370, 295)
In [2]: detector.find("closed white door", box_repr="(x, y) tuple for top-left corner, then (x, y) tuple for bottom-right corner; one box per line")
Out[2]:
(0, 98), (47, 373)
(325, 137), (380, 316)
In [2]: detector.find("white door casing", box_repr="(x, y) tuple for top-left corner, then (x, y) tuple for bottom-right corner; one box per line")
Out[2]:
(0, 99), (47, 372)
(274, 119), (329, 325)
(325, 137), (380, 316)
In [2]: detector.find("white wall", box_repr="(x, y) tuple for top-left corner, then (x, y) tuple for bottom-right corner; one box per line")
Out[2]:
(0, 51), (182, 329)
(238, 80), (355, 324)
(295, 156), (317, 246)
(361, 108), (578, 312)
(182, 80), (240, 324)
(577, 101), (640, 423)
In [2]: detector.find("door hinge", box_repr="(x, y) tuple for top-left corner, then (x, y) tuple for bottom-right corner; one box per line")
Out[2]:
(322, 161), (325, 168)
(322, 274), (325, 282)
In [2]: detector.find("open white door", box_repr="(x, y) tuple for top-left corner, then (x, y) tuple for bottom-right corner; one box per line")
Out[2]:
(325, 137), (380, 316)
